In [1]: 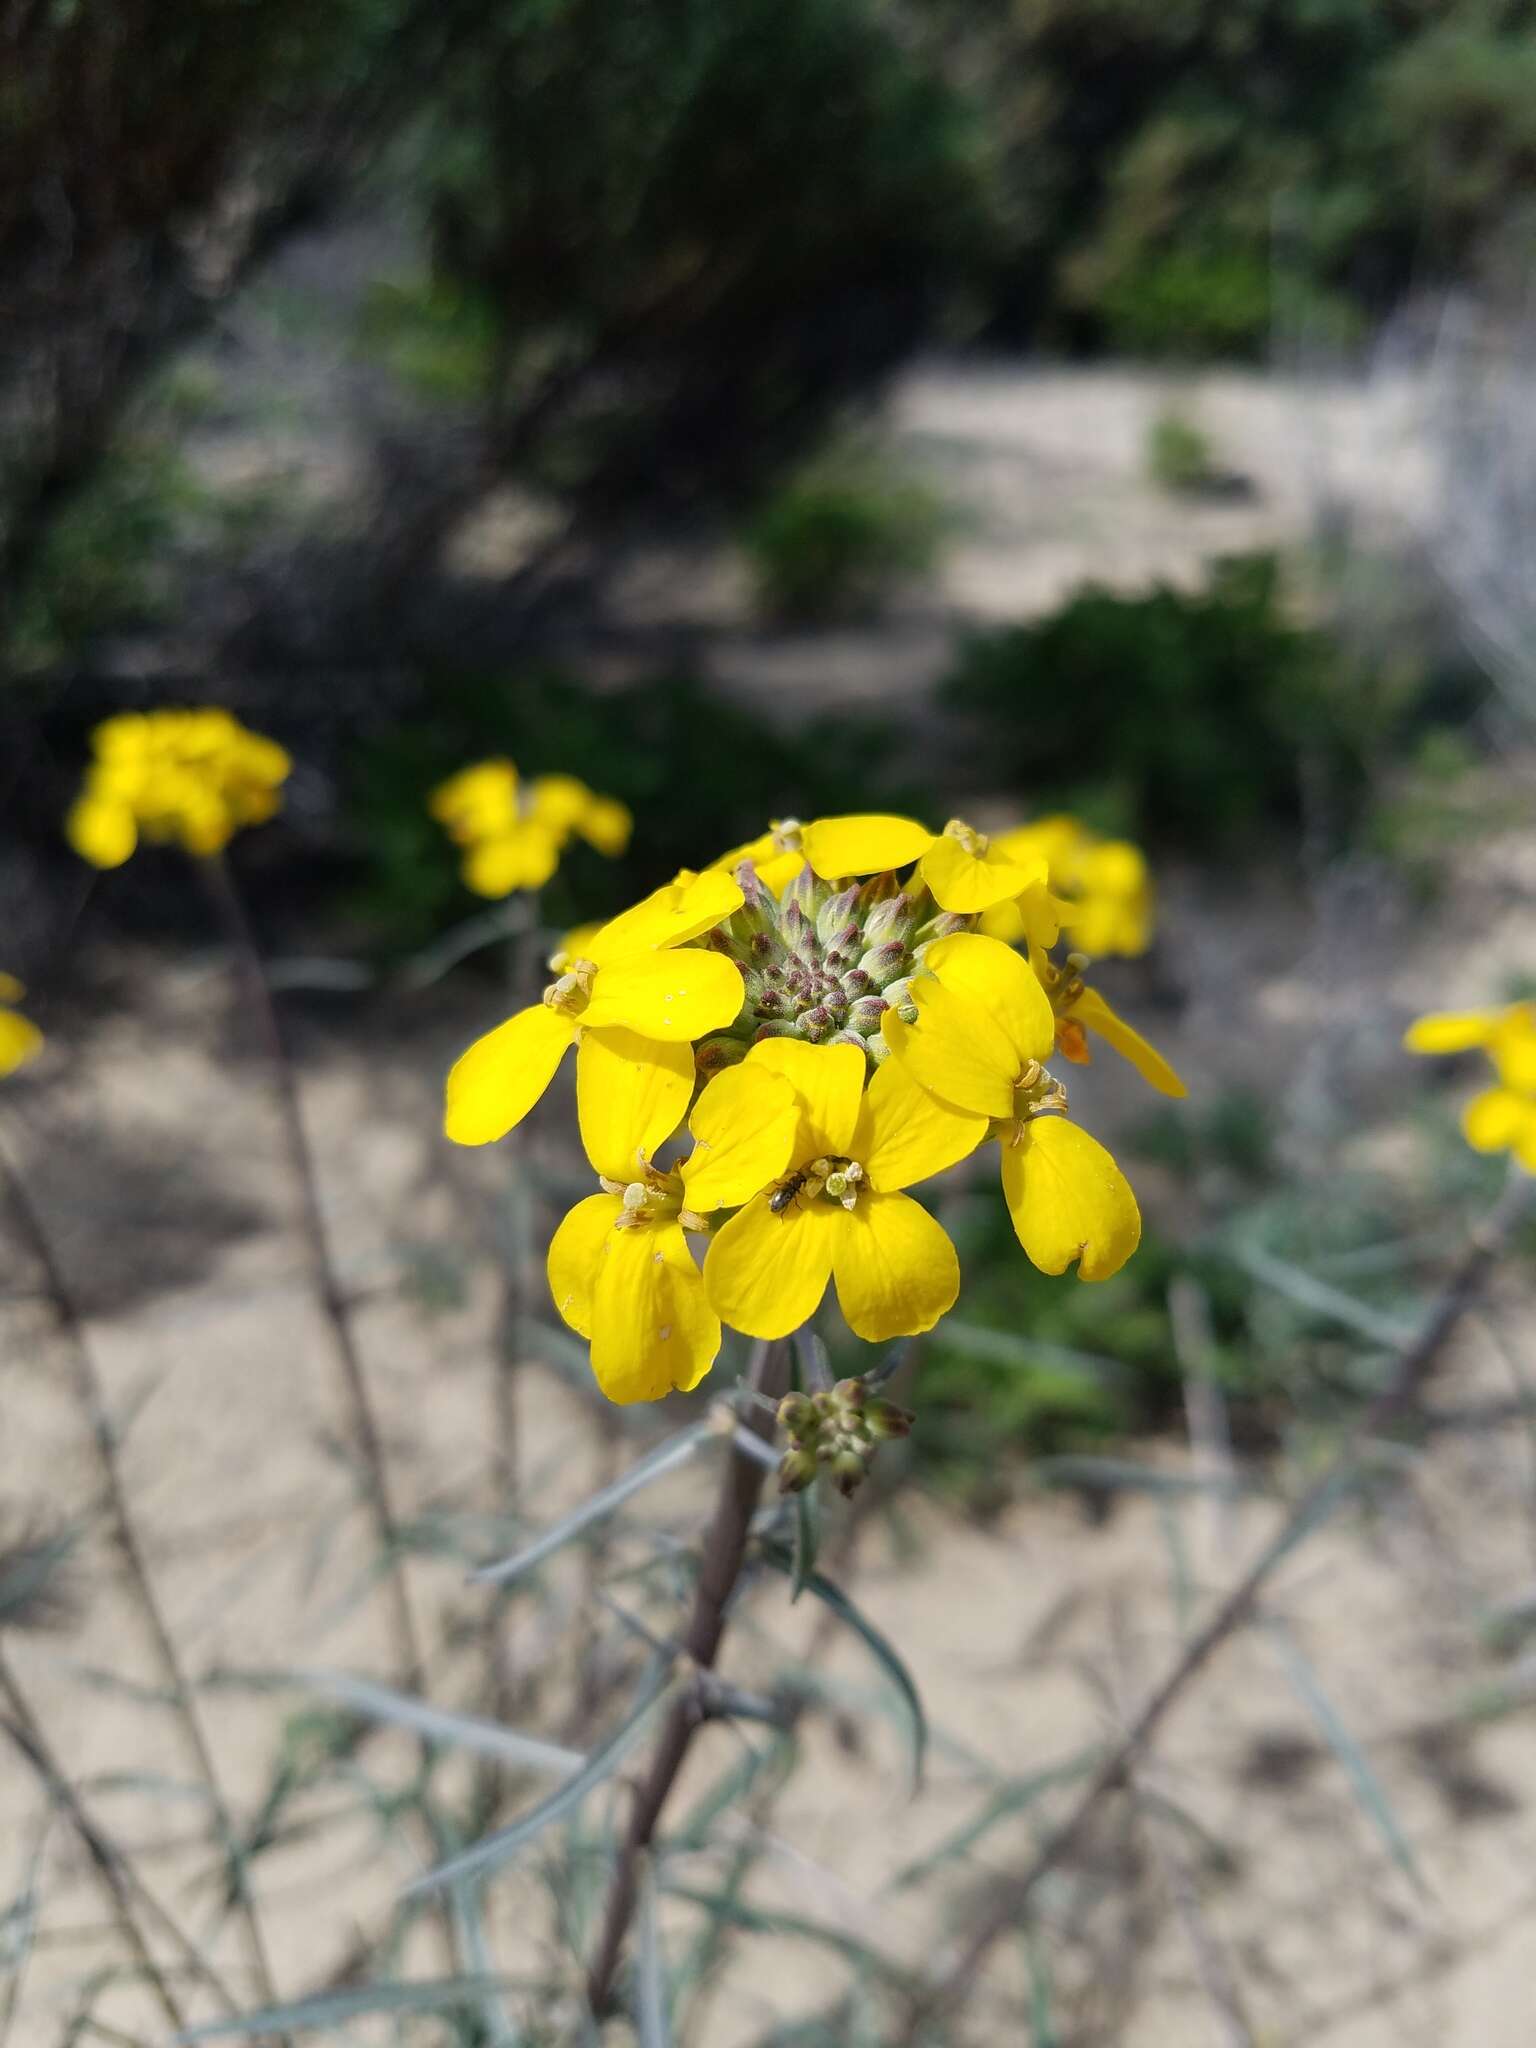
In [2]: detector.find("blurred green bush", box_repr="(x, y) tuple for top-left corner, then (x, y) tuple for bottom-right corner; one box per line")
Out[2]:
(1144, 408), (1218, 495)
(740, 458), (946, 622)
(939, 553), (1449, 852)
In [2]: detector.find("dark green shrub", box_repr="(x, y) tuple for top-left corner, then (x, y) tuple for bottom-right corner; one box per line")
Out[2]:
(1144, 409), (1217, 494)
(742, 465), (945, 621)
(940, 555), (1361, 850)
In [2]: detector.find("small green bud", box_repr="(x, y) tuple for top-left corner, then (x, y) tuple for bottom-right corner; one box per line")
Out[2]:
(777, 1392), (817, 1434)
(864, 1398), (915, 1441)
(829, 1449), (867, 1498)
(882, 976), (918, 1023)
(833, 1376), (866, 1410)
(862, 891), (916, 948)
(695, 1035), (747, 1078)
(847, 994), (888, 1038)
(816, 885), (861, 949)
(857, 940), (910, 990)
(778, 1447), (820, 1494)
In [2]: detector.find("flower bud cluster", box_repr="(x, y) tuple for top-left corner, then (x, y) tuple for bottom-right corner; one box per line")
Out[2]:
(702, 864), (969, 1072)
(776, 1378), (915, 1499)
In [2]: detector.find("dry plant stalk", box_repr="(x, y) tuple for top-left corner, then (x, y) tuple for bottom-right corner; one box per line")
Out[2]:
(0, 1126), (283, 2029)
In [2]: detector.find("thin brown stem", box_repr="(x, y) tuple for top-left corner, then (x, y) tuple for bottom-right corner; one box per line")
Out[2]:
(202, 852), (426, 1694)
(902, 1171), (1532, 2041)
(0, 1126), (283, 2028)
(586, 1341), (790, 2016)
(0, 1644), (222, 2035)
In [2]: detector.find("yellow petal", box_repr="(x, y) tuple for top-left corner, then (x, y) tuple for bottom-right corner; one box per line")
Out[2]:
(919, 832), (1049, 914)
(681, 1064), (799, 1211)
(66, 794), (137, 869)
(0, 974), (24, 1003)
(999, 1117), (1141, 1282)
(463, 824), (561, 897)
(0, 1010), (43, 1079)
(591, 1221), (720, 1403)
(1403, 1009), (1506, 1055)
(575, 1027), (693, 1181)
(586, 869), (743, 965)
(1069, 986), (1186, 1099)
(582, 947), (743, 1042)
(882, 982), (1017, 1120)
(831, 1191), (959, 1341)
(547, 1193), (624, 1337)
(923, 932), (1057, 1068)
(703, 1194), (838, 1339)
(527, 773), (593, 837)
(852, 1055), (985, 1191)
(743, 1039), (865, 1160)
(1461, 1086), (1528, 1155)
(799, 814), (933, 881)
(444, 1002), (574, 1145)
(1491, 1011), (1536, 1093)
(582, 796), (632, 857)
(430, 759), (519, 830)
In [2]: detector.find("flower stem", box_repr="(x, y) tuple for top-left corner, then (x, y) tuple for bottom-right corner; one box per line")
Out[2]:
(202, 852), (426, 1695)
(586, 1339), (790, 2017)
(0, 1125), (281, 2031)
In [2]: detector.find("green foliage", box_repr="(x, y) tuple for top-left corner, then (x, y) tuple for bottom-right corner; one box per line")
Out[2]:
(941, 554), (1372, 851)
(424, 0), (991, 509)
(355, 276), (501, 405)
(1144, 408), (1217, 494)
(345, 667), (911, 948)
(741, 458), (945, 621)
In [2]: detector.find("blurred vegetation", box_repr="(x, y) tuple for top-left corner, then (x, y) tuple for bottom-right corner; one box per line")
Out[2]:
(1145, 408), (1219, 495)
(740, 454), (947, 622)
(940, 553), (1477, 852)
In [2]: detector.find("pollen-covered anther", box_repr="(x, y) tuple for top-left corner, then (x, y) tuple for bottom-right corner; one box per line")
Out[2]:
(541, 957), (597, 1015)
(943, 817), (988, 857)
(821, 1159), (865, 1211)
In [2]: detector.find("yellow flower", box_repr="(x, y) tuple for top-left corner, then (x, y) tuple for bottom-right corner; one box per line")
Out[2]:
(714, 814), (935, 895)
(981, 818), (1154, 958)
(1406, 1002), (1536, 1168)
(0, 975), (42, 1079)
(444, 868), (745, 1149)
(882, 932), (1141, 1281)
(66, 709), (290, 868)
(703, 1040), (983, 1341)
(1032, 948), (1186, 1098)
(917, 818), (1050, 915)
(547, 1063), (800, 1403)
(429, 758), (631, 898)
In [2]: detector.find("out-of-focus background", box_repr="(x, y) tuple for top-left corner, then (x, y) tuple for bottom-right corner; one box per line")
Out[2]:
(7, 3), (1536, 2043)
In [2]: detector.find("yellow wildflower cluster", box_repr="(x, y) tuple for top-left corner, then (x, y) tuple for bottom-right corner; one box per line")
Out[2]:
(445, 813), (1185, 1407)
(978, 815), (1155, 958)
(0, 975), (42, 1079)
(1405, 1002), (1536, 1169)
(67, 710), (291, 868)
(429, 759), (631, 898)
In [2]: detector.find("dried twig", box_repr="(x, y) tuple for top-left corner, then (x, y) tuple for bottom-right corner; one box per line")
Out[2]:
(0, 1126), (283, 2029)
(903, 1171), (1531, 2040)
(0, 1644), (241, 2033)
(585, 1340), (790, 2015)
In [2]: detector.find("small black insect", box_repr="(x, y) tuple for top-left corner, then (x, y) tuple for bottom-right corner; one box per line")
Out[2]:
(769, 1168), (812, 1215)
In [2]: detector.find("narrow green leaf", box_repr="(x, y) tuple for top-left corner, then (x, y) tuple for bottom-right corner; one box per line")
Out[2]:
(1024, 1931), (1059, 2048)
(635, 1855), (671, 2048)
(664, 1884), (913, 1987)
(1265, 1618), (1427, 1894)
(1034, 1456), (1241, 1499)
(1233, 1243), (1415, 1347)
(298, 1670), (584, 1776)
(404, 1660), (673, 1897)
(761, 1546), (925, 1789)
(173, 1976), (522, 2039)
(473, 1421), (718, 1586)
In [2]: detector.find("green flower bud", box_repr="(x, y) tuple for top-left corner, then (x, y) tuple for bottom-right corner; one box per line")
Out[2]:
(778, 1447), (820, 1494)
(833, 1377), (866, 1411)
(777, 1392), (817, 1434)
(847, 994), (888, 1038)
(695, 1035), (747, 1079)
(864, 1398), (915, 1441)
(862, 891), (917, 948)
(816, 885), (861, 949)
(857, 940), (910, 989)
(829, 1449), (867, 1498)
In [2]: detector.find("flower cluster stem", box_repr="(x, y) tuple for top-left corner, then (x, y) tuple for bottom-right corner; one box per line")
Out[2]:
(204, 854), (426, 1695)
(586, 1339), (790, 2016)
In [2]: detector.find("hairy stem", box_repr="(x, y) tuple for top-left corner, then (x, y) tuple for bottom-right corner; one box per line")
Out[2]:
(203, 853), (426, 1694)
(0, 1127), (281, 2028)
(586, 1341), (789, 2015)
(903, 1170), (1533, 2040)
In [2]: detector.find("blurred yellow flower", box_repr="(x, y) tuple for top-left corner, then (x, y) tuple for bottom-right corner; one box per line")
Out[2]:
(429, 757), (631, 898)
(703, 1041), (981, 1341)
(1406, 1002), (1536, 1168)
(548, 1063), (799, 1403)
(445, 868), (744, 1149)
(0, 974), (42, 1079)
(1033, 948), (1186, 1098)
(67, 709), (290, 868)
(883, 932), (1141, 1280)
(981, 816), (1154, 958)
